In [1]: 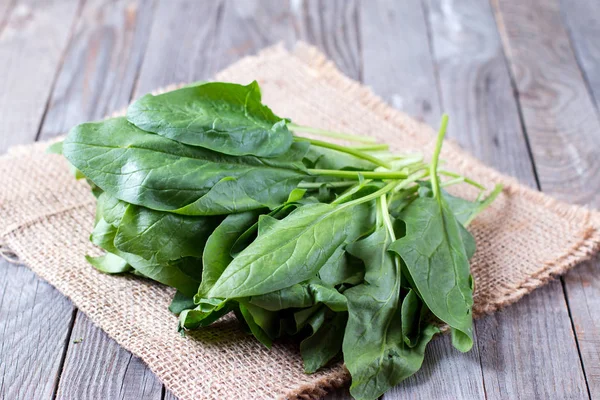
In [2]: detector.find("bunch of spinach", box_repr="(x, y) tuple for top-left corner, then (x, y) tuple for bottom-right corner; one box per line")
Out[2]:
(54, 81), (501, 400)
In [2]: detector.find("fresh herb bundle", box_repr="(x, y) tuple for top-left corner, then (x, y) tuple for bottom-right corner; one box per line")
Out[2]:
(53, 81), (501, 400)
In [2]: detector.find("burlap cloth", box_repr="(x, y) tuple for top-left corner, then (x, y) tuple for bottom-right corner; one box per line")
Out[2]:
(1, 43), (599, 400)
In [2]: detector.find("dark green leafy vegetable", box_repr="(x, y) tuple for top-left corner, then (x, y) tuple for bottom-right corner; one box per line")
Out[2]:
(58, 79), (501, 400)
(63, 117), (309, 215)
(127, 81), (294, 158)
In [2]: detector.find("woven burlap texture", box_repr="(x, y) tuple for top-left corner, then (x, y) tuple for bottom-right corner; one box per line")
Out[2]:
(1, 43), (600, 400)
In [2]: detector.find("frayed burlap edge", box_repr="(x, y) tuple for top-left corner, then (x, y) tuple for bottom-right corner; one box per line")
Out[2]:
(1, 42), (600, 400)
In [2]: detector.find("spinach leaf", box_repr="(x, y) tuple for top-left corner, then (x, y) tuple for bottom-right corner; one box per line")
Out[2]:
(90, 218), (200, 297)
(197, 211), (260, 297)
(85, 253), (131, 274)
(300, 309), (347, 373)
(390, 196), (474, 352)
(248, 279), (347, 312)
(343, 224), (438, 400)
(179, 298), (233, 331)
(169, 290), (196, 315)
(207, 202), (374, 298)
(127, 81), (293, 157)
(114, 202), (220, 263)
(389, 118), (476, 353)
(238, 302), (278, 347)
(303, 145), (376, 171)
(318, 246), (365, 286)
(63, 117), (309, 215)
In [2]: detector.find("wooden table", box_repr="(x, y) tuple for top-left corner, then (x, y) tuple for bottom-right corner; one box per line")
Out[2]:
(1, 1), (598, 399)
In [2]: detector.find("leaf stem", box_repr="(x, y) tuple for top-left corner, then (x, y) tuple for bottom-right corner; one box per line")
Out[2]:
(297, 181), (355, 189)
(430, 114), (449, 199)
(378, 195), (397, 242)
(295, 137), (391, 169)
(331, 179), (374, 205)
(288, 123), (376, 143)
(308, 169), (408, 180)
(464, 184), (503, 226)
(349, 144), (389, 151)
(439, 170), (485, 190)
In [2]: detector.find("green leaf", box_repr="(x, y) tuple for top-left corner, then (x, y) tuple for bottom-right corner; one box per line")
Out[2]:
(169, 290), (196, 315)
(208, 202), (374, 298)
(248, 279), (347, 312)
(318, 246), (365, 286)
(90, 218), (200, 296)
(46, 141), (63, 154)
(85, 253), (131, 274)
(343, 226), (438, 400)
(197, 211), (260, 298)
(179, 298), (233, 331)
(113, 202), (220, 263)
(127, 81), (293, 157)
(303, 145), (376, 171)
(401, 289), (423, 348)
(63, 117), (309, 215)
(238, 303), (273, 348)
(390, 195), (475, 352)
(300, 309), (347, 373)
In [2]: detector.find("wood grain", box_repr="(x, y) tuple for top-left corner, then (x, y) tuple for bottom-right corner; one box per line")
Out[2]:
(215, 0), (296, 71)
(0, 260), (75, 399)
(293, 0), (361, 80)
(54, 313), (163, 400)
(38, 0), (156, 140)
(494, 0), (600, 397)
(426, 0), (590, 398)
(0, 0), (82, 153)
(360, 0), (441, 126)
(359, 1), (485, 399)
(133, 0), (226, 97)
(559, 0), (600, 111)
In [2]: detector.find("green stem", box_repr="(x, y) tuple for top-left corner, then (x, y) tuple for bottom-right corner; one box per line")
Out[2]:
(295, 137), (391, 169)
(297, 181), (355, 189)
(288, 123), (376, 143)
(349, 144), (389, 151)
(464, 184), (503, 226)
(308, 169), (408, 180)
(340, 181), (399, 209)
(430, 114), (449, 199)
(331, 179), (374, 205)
(440, 177), (464, 187)
(392, 169), (429, 193)
(439, 170), (485, 190)
(378, 195), (397, 241)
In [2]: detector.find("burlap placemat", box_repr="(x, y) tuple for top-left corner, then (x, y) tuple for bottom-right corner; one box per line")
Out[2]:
(1, 43), (599, 400)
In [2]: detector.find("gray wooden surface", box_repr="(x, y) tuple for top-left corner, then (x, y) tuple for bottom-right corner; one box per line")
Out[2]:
(0, 0), (598, 399)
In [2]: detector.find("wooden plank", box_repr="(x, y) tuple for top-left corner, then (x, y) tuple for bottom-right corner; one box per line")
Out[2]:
(133, 0), (226, 97)
(0, 260), (75, 399)
(39, 0), (157, 139)
(0, 0), (82, 153)
(293, 0), (362, 80)
(426, 0), (590, 399)
(0, 0), (18, 33)
(360, 0), (441, 126)
(54, 313), (163, 400)
(0, 0), (82, 398)
(494, 0), (600, 397)
(30, 1), (163, 398)
(215, 0), (296, 71)
(559, 0), (600, 110)
(359, 1), (486, 399)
